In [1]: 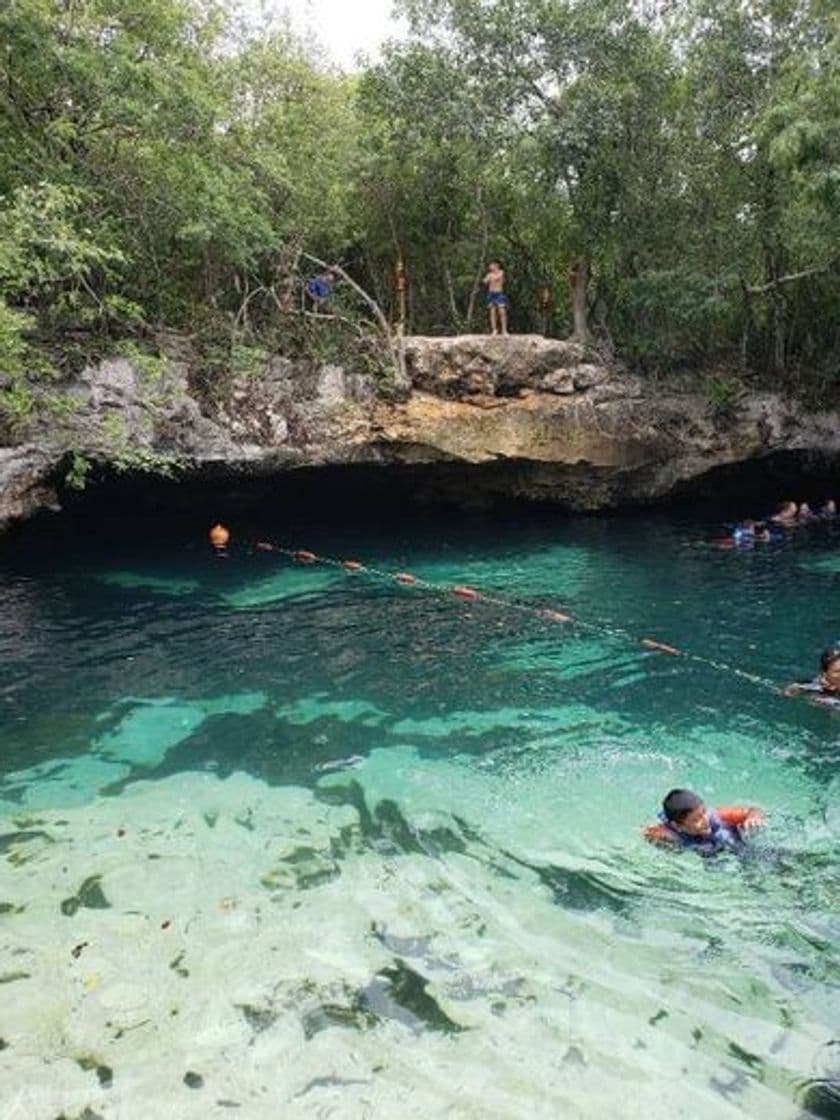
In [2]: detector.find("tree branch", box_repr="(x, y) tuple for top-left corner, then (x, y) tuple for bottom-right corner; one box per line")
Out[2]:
(300, 251), (407, 387)
(745, 263), (832, 295)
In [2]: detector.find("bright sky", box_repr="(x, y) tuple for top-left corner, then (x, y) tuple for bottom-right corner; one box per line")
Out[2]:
(279, 0), (407, 69)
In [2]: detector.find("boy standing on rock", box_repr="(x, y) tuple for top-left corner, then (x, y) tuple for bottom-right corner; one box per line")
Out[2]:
(483, 261), (509, 336)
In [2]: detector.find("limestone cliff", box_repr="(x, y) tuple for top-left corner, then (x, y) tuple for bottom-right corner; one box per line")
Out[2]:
(1, 334), (837, 530)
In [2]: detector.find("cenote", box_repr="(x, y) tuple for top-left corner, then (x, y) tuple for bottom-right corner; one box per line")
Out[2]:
(1, 468), (838, 1119)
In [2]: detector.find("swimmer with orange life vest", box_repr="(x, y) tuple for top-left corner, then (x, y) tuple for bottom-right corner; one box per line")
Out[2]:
(644, 788), (766, 855)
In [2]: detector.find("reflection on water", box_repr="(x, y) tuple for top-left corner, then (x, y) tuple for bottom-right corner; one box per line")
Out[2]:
(0, 508), (837, 1117)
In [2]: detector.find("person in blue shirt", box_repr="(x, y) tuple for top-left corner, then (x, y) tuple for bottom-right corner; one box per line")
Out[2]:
(305, 268), (336, 313)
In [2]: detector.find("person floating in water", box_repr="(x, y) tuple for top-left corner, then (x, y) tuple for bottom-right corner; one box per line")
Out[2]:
(730, 519), (757, 545)
(783, 646), (840, 709)
(483, 260), (509, 336)
(723, 518), (774, 547)
(644, 788), (766, 854)
(818, 498), (836, 519)
(770, 500), (798, 525)
(730, 519), (773, 545)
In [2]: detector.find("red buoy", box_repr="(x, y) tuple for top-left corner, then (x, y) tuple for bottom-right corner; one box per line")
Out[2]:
(293, 550), (318, 564)
(343, 560), (364, 572)
(452, 585), (480, 601)
(394, 572), (417, 585)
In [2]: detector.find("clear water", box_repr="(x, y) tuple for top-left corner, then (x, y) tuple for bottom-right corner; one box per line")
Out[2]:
(1, 504), (838, 1119)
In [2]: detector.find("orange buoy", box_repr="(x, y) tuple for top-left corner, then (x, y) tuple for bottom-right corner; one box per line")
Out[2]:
(394, 572), (418, 585)
(452, 585), (480, 601)
(209, 523), (230, 550)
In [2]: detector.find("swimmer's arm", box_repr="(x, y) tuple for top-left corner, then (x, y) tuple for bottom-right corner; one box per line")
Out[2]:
(784, 679), (826, 697)
(643, 824), (678, 846)
(785, 676), (840, 707)
(812, 693), (840, 709)
(717, 806), (766, 830)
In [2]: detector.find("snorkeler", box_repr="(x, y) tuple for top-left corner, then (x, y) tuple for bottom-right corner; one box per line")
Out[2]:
(644, 789), (766, 854)
(783, 646), (840, 709)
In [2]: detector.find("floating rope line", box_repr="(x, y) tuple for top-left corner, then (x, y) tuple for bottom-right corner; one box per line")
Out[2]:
(241, 533), (784, 697)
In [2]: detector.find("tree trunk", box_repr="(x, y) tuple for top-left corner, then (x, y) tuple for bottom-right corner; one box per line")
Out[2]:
(761, 165), (785, 375)
(739, 283), (752, 371)
(569, 257), (590, 342)
(764, 248), (786, 375)
(466, 190), (489, 331)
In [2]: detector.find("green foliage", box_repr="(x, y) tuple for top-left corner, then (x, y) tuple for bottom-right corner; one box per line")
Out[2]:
(64, 452), (92, 491)
(362, 0), (839, 378)
(228, 344), (271, 380)
(0, 0), (836, 439)
(0, 301), (36, 439)
(113, 341), (170, 384)
(705, 373), (743, 423)
(97, 411), (182, 479)
(0, 182), (125, 301)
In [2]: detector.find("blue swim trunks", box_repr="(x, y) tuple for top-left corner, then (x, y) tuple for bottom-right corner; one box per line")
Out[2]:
(487, 291), (509, 307)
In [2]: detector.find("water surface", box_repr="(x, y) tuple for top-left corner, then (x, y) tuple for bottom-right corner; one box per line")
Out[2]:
(1, 504), (838, 1118)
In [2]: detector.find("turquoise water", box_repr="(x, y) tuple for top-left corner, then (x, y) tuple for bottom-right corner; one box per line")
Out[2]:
(0, 505), (838, 1118)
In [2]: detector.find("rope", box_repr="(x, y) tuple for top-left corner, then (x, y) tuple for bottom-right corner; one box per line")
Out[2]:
(242, 536), (784, 697)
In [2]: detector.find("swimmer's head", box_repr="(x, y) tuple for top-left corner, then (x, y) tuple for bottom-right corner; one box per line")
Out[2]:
(821, 499), (836, 515)
(662, 789), (711, 836)
(775, 501), (798, 520)
(820, 647), (840, 692)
